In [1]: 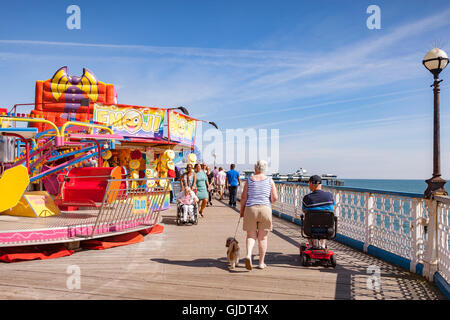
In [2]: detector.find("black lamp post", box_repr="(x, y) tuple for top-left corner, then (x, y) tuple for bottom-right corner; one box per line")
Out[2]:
(423, 48), (449, 199)
(167, 106), (189, 115)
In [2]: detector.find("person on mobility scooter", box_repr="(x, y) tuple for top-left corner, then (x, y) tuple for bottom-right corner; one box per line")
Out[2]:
(299, 175), (338, 268)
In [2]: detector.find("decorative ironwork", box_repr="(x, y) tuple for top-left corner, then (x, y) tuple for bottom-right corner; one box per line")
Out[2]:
(270, 182), (431, 271)
(437, 199), (450, 283)
(236, 180), (450, 282)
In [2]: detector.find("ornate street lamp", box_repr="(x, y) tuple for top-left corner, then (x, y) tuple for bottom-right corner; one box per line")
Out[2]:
(423, 48), (449, 198)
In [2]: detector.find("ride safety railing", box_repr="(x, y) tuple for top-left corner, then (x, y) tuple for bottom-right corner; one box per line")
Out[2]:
(68, 177), (170, 238)
(237, 181), (449, 288)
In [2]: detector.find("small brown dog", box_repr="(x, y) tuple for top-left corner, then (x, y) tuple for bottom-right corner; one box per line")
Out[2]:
(226, 237), (240, 270)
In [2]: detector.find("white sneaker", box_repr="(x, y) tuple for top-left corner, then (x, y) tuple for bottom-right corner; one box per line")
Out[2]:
(257, 263), (266, 269)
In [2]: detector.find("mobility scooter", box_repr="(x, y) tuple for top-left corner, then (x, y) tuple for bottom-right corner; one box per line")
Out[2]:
(299, 210), (338, 268)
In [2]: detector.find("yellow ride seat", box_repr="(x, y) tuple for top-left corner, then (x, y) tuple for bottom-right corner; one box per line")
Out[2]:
(0, 165), (30, 212)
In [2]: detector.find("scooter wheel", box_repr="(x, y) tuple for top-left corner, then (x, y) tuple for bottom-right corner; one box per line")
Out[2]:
(330, 254), (337, 268)
(300, 253), (308, 267)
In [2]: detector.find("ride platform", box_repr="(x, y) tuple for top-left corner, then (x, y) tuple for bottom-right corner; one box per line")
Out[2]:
(0, 208), (158, 247)
(0, 177), (170, 248)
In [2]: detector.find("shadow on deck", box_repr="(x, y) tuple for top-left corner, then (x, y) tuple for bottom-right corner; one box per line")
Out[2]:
(152, 199), (444, 300)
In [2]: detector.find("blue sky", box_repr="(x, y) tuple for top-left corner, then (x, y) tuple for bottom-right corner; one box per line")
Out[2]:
(1, 0), (450, 178)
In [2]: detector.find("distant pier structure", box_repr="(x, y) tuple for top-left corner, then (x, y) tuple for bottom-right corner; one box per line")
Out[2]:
(293, 175), (344, 186)
(270, 170), (344, 186)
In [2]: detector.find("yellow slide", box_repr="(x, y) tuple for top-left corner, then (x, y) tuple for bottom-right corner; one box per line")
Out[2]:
(0, 165), (30, 212)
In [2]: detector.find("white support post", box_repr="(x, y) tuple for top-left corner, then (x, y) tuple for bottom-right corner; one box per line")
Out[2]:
(294, 185), (300, 218)
(334, 191), (341, 219)
(423, 198), (439, 281)
(280, 185), (285, 213)
(410, 199), (424, 273)
(364, 193), (374, 253)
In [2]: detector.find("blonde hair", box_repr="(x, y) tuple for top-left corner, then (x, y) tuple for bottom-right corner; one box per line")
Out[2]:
(255, 160), (267, 173)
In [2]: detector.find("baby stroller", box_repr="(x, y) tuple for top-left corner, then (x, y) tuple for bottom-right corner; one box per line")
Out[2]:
(299, 210), (338, 268)
(176, 202), (199, 225)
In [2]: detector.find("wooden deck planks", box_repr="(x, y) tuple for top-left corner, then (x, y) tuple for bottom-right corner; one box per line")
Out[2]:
(0, 199), (445, 300)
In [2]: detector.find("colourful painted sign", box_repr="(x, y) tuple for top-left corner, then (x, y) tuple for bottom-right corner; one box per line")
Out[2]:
(168, 110), (197, 146)
(132, 196), (148, 214)
(93, 103), (164, 138)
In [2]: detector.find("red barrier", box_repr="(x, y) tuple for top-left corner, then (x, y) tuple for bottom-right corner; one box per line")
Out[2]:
(0, 244), (74, 263)
(80, 224), (164, 250)
(80, 232), (144, 250)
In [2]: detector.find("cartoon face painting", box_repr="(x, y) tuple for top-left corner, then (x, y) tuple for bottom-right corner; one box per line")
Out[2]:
(129, 159), (141, 170)
(176, 114), (187, 137)
(123, 110), (143, 134)
(170, 112), (186, 138)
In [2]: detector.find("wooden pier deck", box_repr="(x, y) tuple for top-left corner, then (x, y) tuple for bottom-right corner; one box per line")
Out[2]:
(0, 199), (444, 300)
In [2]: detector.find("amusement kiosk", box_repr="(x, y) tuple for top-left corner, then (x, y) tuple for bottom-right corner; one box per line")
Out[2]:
(0, 66), (213, 261)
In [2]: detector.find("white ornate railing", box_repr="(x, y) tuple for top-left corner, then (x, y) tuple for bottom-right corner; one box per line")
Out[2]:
(237, 180), (450, 286)
(435, 196), (450, 284)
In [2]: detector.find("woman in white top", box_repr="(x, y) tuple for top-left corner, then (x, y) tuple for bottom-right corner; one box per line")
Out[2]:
(239, 160), (278, 270)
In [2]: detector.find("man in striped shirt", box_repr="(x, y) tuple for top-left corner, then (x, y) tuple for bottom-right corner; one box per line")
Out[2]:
(302, 175), (335, 249)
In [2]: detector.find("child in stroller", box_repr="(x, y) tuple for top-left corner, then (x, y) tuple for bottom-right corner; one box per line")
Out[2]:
(176, 186), (199, 225)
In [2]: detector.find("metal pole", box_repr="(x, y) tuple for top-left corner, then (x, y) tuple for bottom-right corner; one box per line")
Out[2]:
(425, 75), (447, 198)
(433, 76), (441, 177)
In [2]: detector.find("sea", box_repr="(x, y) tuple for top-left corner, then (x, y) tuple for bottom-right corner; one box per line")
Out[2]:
(341, 179), (428, 194)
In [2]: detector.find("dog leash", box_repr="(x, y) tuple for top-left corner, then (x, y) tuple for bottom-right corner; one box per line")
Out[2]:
(233, 216), (241, 239)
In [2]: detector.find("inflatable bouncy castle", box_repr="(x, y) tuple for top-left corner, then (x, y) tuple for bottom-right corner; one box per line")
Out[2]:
(30, 66), (118, 132)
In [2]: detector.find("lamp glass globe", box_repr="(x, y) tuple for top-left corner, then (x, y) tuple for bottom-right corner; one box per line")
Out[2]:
(423, 48), (448, 72)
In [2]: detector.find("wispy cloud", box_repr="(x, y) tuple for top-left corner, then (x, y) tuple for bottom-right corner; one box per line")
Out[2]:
(1, 6), (450, 110)
(219, 86), (431, 121)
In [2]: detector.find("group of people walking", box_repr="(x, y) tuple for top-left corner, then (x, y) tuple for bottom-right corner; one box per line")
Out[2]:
(176, 159), (334, 272)
(177, 163), (241, 219)
(176, 159), (278, 270)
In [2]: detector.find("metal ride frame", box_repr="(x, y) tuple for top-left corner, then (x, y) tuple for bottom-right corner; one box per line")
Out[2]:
(0, 177), (170, 247)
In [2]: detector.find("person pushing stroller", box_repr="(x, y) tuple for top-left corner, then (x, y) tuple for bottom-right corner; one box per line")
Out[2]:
(177, 186), (199, 223)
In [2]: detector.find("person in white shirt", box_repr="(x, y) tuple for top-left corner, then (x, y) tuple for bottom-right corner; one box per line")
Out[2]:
(214, 167), (227, 200)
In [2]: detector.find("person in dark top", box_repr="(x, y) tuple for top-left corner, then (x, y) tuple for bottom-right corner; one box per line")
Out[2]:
(302, 175), (335, 249)
(226, 164), (240, 208)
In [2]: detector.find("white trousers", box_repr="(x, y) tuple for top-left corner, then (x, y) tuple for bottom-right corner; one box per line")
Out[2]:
(182, 204), (194, 221)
